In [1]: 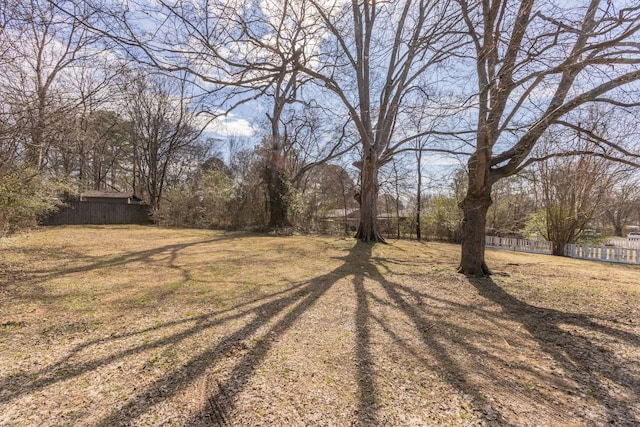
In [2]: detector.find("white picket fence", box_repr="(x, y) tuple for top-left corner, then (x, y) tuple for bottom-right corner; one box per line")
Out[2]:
(485, 236), (552, 254)
(485, 236), (640, 265)
(604, 239), (640, 250)
(564, 244), (640, 265)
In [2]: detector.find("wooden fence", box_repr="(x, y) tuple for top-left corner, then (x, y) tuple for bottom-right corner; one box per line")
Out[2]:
(564, 244), (640, 265)
(485, 236), (553, 254)
(40, 201), (151, 226)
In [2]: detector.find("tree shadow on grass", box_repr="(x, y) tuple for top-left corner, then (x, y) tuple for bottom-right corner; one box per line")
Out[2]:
(367, 255), (640, 424)
(3, 234), (242, 288)
(91, 241), (377, 426)
(352, 251), (379, 426)
(467, 276), (640, 424)
(9, 235), (637, 425)
(0, 240), (380, 426)
(0, 278), (315, 404)
(1, 232), (273, 319)
(365, 256), (505, 423)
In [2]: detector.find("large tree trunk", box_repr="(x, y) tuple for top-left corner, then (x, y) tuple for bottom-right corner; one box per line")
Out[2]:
(458, 193), (492, 276)
(416, 149), (422, 242)
(266, 148), (291, 229)
(614, 225), (623, 237)
(547, 222), (574, 256)
(355, 156), (385, 242)
(551, 240), (567, 256)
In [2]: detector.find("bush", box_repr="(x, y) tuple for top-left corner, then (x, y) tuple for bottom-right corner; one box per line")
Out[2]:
(155, 169), (237, 228)
(423, 195), (463, 242)
(0, 167), (65, 236)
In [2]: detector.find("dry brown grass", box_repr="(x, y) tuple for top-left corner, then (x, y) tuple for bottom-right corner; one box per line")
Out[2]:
(0, 225), (639, 426)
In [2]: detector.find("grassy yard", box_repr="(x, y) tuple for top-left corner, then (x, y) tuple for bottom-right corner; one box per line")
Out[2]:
(0, 225), (639, 426)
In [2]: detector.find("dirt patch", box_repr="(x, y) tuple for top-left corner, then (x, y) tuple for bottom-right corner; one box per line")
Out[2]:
(1, 226), (639, 425)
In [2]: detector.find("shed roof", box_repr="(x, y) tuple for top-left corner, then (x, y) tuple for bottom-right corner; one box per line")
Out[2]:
(81, 191), (135, 198)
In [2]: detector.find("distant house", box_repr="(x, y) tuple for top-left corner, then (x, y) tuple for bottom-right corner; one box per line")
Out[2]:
(40, 191), (151, 226)
(322, 208), (413, 234)
(323, 208), (360, 232)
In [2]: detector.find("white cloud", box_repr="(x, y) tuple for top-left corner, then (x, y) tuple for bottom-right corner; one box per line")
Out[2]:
(207, 113), (258, 137)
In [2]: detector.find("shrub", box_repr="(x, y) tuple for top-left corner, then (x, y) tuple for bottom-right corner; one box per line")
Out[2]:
(0, 167), (66, 236)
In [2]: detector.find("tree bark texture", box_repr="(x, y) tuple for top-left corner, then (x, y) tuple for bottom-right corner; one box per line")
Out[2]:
(615, 226), (623, 238)
(266, 148), (291, 229)
(355, 156), (385, 243)
(416, 148), (422, 241)
(458, 193), (492, 276)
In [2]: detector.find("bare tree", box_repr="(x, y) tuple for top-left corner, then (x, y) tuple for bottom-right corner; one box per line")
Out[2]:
(122, 70), (202, 212)
(0, 0), (114, 235)
(487, 172), (537, 237)
(238, 0), (314, 228)
(291, 0), (464, 241)
(455, 0), (640, 275)
(602, 173), (640, 237)
(59, 0), (358, 229)
(1, 0), (101, 170)
(261, 70), (355, 229)
(264, 66), (299, 228)
(536, 138), (619, 255)
(79, 110), (132, 191)
(0, 0), (16, 66)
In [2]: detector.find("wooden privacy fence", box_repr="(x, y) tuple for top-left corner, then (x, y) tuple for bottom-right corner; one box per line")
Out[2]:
(485, 236), (553, 254)
(41, 201), (151, 226)
(564, 244), (640, 265)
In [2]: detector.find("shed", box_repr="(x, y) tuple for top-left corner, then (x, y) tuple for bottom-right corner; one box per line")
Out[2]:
(79, 191), (143, 204)
(40, 191), (151, 226)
